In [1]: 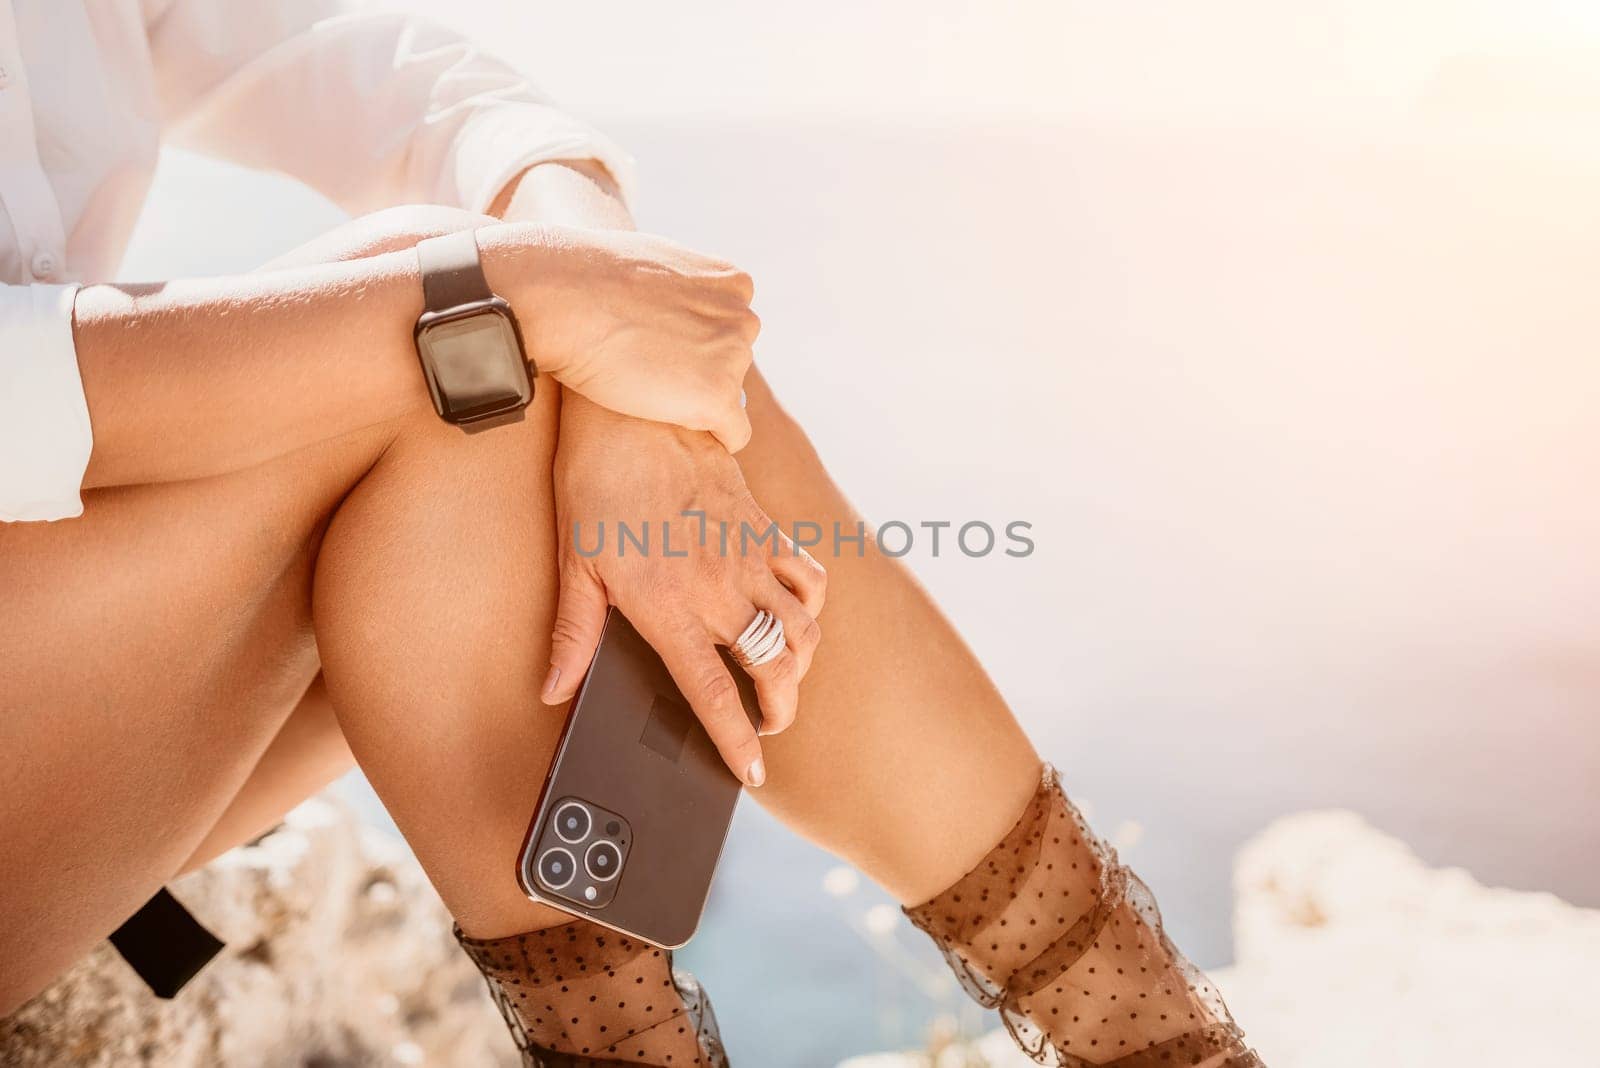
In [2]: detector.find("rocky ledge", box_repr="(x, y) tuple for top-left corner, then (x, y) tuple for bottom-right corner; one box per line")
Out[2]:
(0, 799), (514, 1067)
(8, 806), (1594, 1066)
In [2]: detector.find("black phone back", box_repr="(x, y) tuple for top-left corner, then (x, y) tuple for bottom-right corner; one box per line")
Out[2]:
(516, 608), (760, 947)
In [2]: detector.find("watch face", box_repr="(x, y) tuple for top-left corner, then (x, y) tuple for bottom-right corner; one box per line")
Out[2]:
(416, 307), (532, 423)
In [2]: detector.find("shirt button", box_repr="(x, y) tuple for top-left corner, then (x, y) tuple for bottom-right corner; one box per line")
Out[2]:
(0, 66), (9, 89)
(31, 251), (60, 281)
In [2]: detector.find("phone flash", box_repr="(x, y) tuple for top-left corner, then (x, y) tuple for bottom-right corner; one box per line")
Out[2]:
(583, 886), (598, 902)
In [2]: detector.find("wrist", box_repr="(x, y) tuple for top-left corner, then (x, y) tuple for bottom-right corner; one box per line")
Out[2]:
(482, 161), (636, 383)
(475, 223), (573, 379)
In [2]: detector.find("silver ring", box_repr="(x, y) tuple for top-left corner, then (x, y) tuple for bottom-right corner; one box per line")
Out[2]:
(733, 609), (786, 668)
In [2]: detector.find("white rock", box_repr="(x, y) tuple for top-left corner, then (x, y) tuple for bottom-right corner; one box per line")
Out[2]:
(1220, 810), (1600, 1067)
(0, 797), (515, 1067)
(841, 810), (1600, 1067)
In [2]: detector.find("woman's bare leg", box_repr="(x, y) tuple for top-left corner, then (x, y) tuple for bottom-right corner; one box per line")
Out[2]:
(308, 398), (572, 937)
(729, 378), (1256, 1064)
(0, 385), (573, 1020)
(0, 208), (571, 1014)
(731, 373), (1042, 906)
(306, 366), (1039, 932)
(0, 419), (371, 1011)
(184, 370), (1039, 914)
(178, 675), (352, 874)
(172, 363), (1058, 914)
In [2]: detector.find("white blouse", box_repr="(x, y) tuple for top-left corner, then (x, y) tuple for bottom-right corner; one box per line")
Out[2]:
(0, 0), (635, 522)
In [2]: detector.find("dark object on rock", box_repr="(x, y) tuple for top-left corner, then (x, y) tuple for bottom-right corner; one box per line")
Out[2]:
(108, 888), (225, 999)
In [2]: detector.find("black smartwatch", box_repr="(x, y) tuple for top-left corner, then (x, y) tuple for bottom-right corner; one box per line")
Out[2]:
(413, 230), (535, 431)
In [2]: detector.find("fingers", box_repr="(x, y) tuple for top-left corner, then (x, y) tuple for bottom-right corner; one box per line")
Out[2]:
(754, 577), (824, 682)
(706, 578), (820, 739)
(739, 582), (822, 738)
(743, 635), (800, 740)
(636, 614), (765, 788)
(542, 564), (610, 705)
(706, 515), (825, 736)
(767, 534), (827, 616)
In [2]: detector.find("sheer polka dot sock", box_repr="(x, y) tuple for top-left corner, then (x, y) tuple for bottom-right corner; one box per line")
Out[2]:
(903, 765), (1264, 1068)
(455, 921), (728, 1067)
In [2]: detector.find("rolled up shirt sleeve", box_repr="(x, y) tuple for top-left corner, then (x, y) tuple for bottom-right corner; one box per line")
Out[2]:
(144, 0), (637, 215)
(0, 284), (92, 522)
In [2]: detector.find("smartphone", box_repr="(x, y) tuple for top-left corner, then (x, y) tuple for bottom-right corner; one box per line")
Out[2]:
(516, 607), (761, 948)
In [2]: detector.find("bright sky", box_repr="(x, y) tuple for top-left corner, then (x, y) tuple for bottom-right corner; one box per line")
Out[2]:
(377, 0), (1600, 122)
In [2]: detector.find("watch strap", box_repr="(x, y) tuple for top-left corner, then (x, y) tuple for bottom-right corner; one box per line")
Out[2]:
(417, 229), (494, 311)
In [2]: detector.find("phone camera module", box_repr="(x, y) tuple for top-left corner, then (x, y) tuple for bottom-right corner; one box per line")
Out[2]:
(529, 798), (629, 908)
(585, 840), (623, 882)
(538, 846), (577, 889)
(553, 801), (591, 843)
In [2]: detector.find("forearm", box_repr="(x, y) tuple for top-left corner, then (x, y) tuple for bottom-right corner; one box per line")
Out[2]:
(75, 160), (733, 492)
(75, 229), (543, 490)
(75, 251), (424, 489)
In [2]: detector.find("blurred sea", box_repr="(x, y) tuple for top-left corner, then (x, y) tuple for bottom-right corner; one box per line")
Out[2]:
(123, 116), (1600, 1066)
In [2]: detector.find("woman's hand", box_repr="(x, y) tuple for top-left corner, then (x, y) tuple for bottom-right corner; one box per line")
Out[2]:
(541, 394), (826, 786)
(481, 224), (759, 451)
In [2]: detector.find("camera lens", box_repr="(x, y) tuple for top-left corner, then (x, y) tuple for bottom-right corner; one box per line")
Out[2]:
(585, 840), (622, 882)
(553, 802), (591, 843)
(537, 847), (576, 889)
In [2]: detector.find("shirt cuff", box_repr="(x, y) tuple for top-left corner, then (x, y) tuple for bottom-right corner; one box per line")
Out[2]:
(446, 102), (639, 216)
(0, 284), (93, 522)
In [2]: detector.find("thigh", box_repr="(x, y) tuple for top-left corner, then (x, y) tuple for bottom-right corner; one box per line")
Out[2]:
(0, 428), (384, 1009)
(0, 205), (502, 1010)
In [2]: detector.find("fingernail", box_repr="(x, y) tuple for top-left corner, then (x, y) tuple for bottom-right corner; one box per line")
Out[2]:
(745, 758), (766, 788)
(541, 665), (561, 701)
